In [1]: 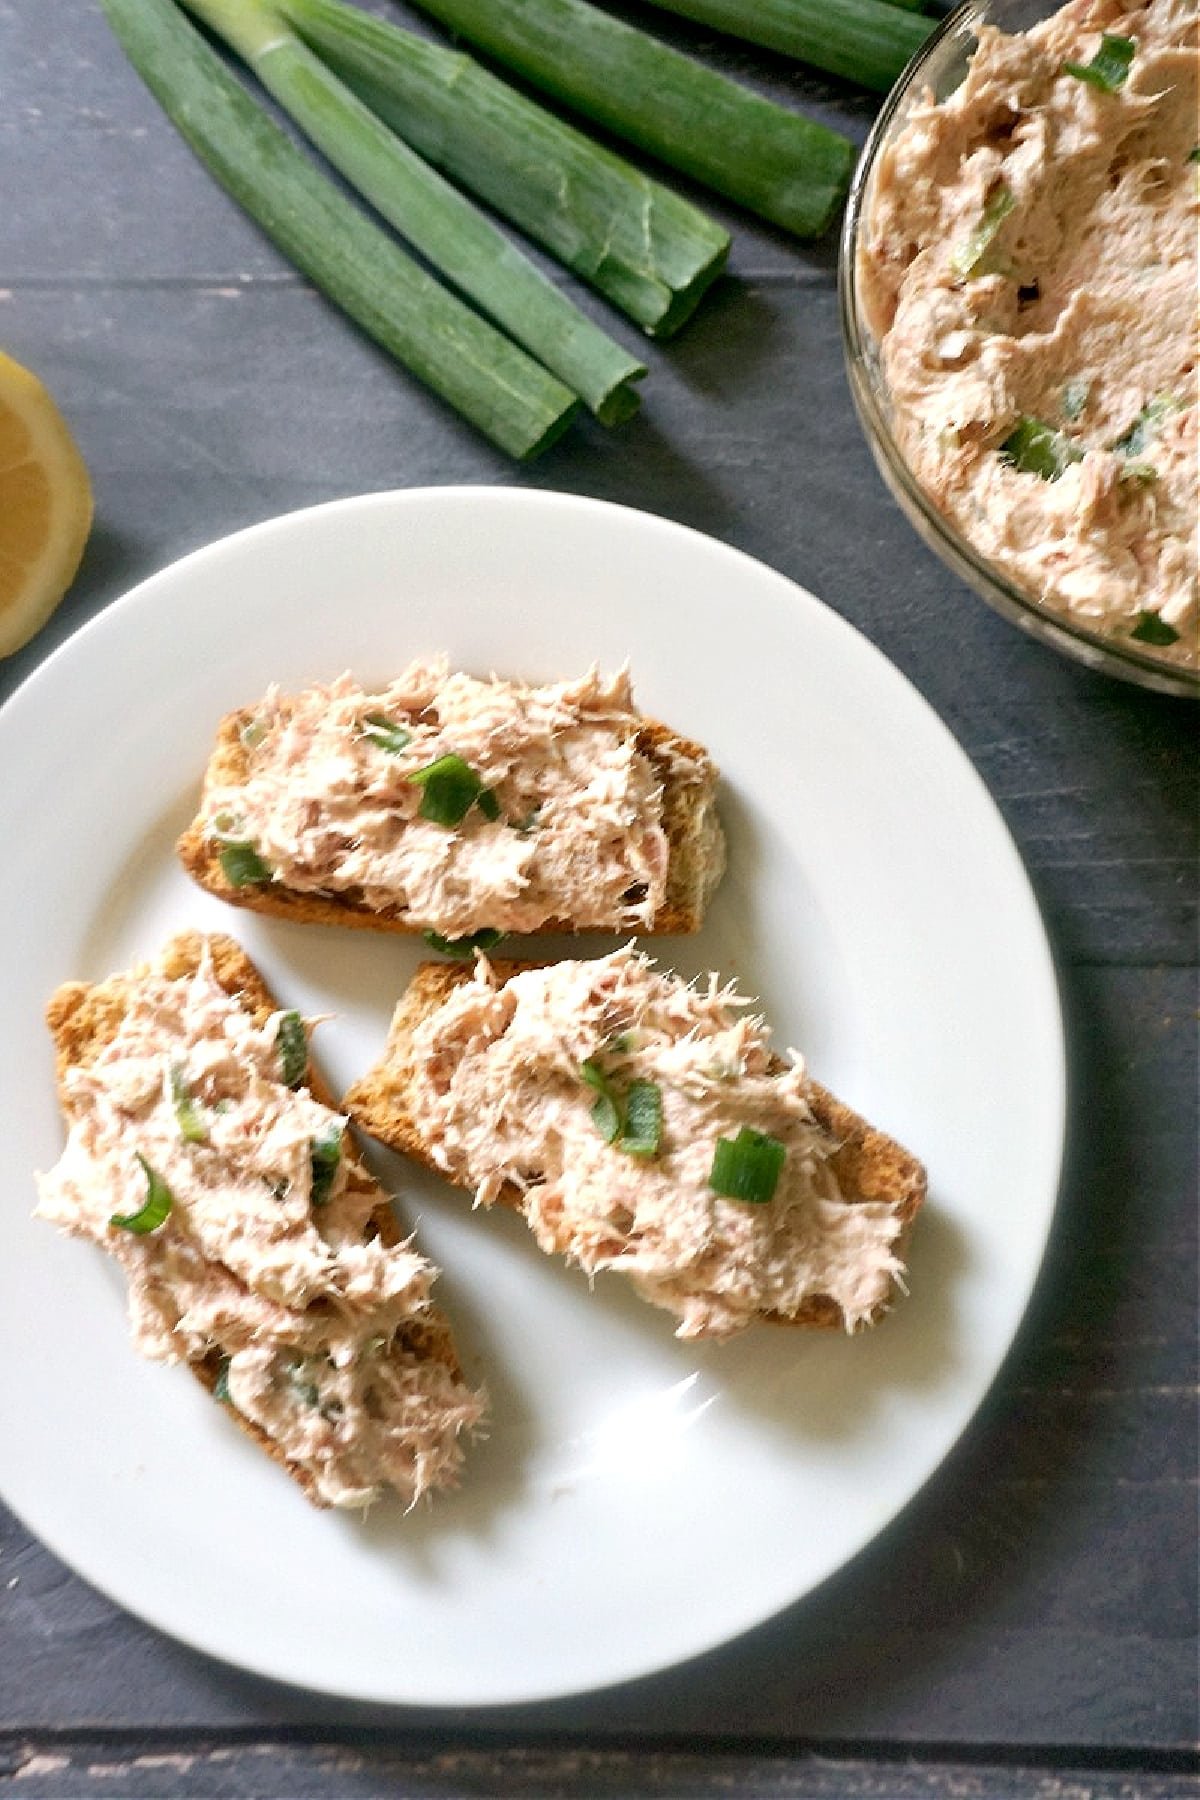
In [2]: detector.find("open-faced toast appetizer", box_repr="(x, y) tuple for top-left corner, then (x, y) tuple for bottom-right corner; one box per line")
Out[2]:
(178, 660), (725, 943)
(346, 949), (927, 1341)
(36, 930), (483, 1508)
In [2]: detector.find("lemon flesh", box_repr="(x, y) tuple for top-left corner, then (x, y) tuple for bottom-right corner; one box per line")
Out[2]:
(0, 351), (93, 658)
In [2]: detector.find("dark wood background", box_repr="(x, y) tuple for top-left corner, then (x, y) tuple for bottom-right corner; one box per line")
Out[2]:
(1, 2), (1196, 1795)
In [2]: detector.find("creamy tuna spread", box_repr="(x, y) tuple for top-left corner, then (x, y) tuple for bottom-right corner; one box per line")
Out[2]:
(407, 949), (907, 1339)
(202, 660), (715, 935)
(860, 0), (1198, 666)
(37, 948), (482, 1508)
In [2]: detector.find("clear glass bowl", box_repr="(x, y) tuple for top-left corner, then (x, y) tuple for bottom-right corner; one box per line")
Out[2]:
(838, 0), (1198, 700)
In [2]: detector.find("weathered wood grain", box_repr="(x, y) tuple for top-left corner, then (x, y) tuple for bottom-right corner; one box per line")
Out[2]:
(1, 1737), (1197, 1799)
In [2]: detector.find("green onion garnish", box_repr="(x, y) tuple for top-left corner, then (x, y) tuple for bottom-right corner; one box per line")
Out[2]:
(950, 183), (1015, 279)
(1110, 394), (1176, 459)
(999, 416), (1082, 482)
(110, 1153), (174, 1233)
(709, 1127), (786, 1204)
(619, 1079), (662, 1157)
(219, 840), (273, 887)
(408, 753), (487, 826)
(213, 1355), (234, 1404)
(170, 1065), (207, 1143)
(1061, 377), (1090, 421)
(239, 717), (267, 749)
(476, 787), (501, 822)
(1119, 461), (1158, 484)
(580, 1057), (623, 1144)
(361, 711), (412, 754)
(422, 927), (506, 959)
(276, 1011), (308, 1087)
(1189, 145), (1200, 165)
(309, 1123), (344, 1205)
(1063, 33), (1135, 93)
(1130, 612), (1181, 647)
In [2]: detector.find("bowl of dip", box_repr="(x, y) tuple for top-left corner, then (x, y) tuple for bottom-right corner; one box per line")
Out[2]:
(840, 0), (1198, 697)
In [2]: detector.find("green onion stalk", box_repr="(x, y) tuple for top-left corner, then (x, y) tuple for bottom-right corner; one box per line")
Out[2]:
(398, 0), (856, 238)
(183, 0), (645, 422)
(278, 0), (730, 336)
(639, 0), (935, 94)
(101, 0), (579, 459)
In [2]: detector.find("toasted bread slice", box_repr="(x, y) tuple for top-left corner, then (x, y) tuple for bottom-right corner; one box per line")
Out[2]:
(44, 930), (476, 1507)
(177, 700), (724, 938)
(345, 960), (927, 1335)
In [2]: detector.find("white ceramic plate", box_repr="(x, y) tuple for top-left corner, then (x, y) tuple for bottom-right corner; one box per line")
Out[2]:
(0, 489), (1064, 1707)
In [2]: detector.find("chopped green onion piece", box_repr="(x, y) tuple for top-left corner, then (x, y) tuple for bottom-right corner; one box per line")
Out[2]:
(111, 1153), (174, 1233)
(239, 717), (267, 749)
(950, 183), (1015, 278)
(1120, 461), (1157, 484)
(1061, 377), (1090, 421)
(620, 1079), (662, 1157)
(361, 712), (412, 754)
(276, 1011), (308, 1087)
(309, 1123), (344, 1206)
(1130, 612), (1181, 647)
(709, 1127), (786, 1204)
(423, 927), (506, 958)
(213, 1356), (234, 1404)
(580, 1057), (622, 1144)
(1063, 33), (1135, 92)
(1189, 145), (1200, 164)
(209, 810), (245, 841)
(170, 1065), (207, 1143)
(1111, 394), (1177, 458)
(219, 840), (273, 887)
(999, 416), (1083, 482)
(408, 752), (485, 826)
(476, 787), (501, 822)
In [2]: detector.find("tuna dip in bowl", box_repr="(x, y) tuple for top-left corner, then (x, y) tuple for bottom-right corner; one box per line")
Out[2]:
(843, 0), (1198, 693)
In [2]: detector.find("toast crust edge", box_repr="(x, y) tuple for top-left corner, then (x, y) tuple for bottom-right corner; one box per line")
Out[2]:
(344, 959), (928, 1335)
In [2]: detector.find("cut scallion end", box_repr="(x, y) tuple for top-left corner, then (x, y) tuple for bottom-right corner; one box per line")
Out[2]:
(184, 0), (645, 423)
(397, 0), (855, 237)
(361, 711), (412, 754)
(1130, 612), (1181, 647)
(279, 0), (730, 337)
(619, 1079), (662, 1157)
(998, 416), (1082, 482)
(408, 752), (486, 825)
(638, 0), (934, 95)
(423, 927), (506, 958)
(476, 787), (501, 822)
(1062, 33), (1135, 92)
(219, 840), (274, 887)
(276, 1011), (309, 1087)
(101, 0), (579, 460)
(709, 1127), (786, 1204)
(170, 1065), (208, 1143)
(111, 1153), (175, 1233)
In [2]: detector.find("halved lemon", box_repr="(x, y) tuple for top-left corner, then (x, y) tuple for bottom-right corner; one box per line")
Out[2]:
(0, 351), (93, 658)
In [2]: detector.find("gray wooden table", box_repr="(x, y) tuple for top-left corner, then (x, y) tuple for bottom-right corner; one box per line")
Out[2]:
(2, 3), (1196, 1796)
